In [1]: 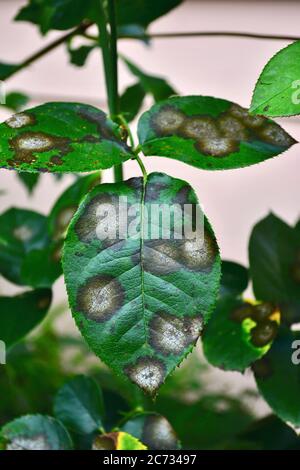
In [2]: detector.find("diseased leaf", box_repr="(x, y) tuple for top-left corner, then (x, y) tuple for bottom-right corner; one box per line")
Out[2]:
(48, 173), (100, 241)
(0, 208), (61, 287)
(249, 213), (300, 325)
(17, 172), (40, 194)
(120, 82), (146, 123)
(0, 102), (132, 173)
(0, 289), (52, 348)
(1, 414), (73, 450)
(220, 260), (249, 298)
(93, 431), (147, 450)
(54, 375), (104, 436)
(138, 96), (296, 170)
(253, 328), (300, 428)
(203, 297), (277, 372)
(122, 412), (180, 450)
(250, 41), (300, 117)
(63, 172), (221, 395)
(123, 57), (176, 102)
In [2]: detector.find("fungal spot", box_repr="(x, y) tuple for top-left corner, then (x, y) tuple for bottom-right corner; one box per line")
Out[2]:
(259, 124), (295, 147)
(250, 320), (278, 347)
(196, 137), (238, 157)
(6, 112), (35, 129)
(179, 117), (219, 140)
(142, 415), (178, 450)
(14, 134), (54, 151)
(49, 155), (63, 166)
(126, 176), (143, 192)
(92, 433), (117, 450)
(54, 205), (77, 239)
(218, 115), (248, 140)
(230, 303), (254, 323)
(125, 356), (165, 395)
(251, 302), (276, 322)
(13, 224), (33, 242)
(180, 230), (217, 271)
(150, 312), (203, 355)
(143, 240), (181, 275)
(229, 104), (250, 120)
(7, 435), (50, 450)
(252, 357), (273, 379)
(151, 106), (185, 135)
(76, 274), (124, 322)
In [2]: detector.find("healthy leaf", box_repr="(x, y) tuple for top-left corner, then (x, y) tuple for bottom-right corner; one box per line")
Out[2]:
(249, 213), (300, 325)
(48, 173), (100, 241)
(68, 44), (96, 67)
(122, 412), (180, 450)
(0, 289), (52, 348)
(123, 57), (176, 102)
(93, 431), (147, 450)
(253, 328), (300, 428)
(250, 41), (300, 117)
(138, 96), (296, 170)
(1, 92), (29, 111)
(17, 172), (40, 194)
(120, 82), (146, 123)
(220, 260), (249, 297)
(0, 63), (19, 81)
(1, 414), (73, 450)
(0, 208), (61, 287)
(63, 172), (221, 395)
(115, 0), (182, 28)
(0, 102), (132, 173)
(202, 297), (275, 372)
(54, 375), (104, 436)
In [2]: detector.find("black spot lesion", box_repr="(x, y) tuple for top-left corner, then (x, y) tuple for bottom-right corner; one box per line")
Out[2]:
(76, 274), (125, 322)
(124, 356), (166, 395)
(142, 414), (179, 450)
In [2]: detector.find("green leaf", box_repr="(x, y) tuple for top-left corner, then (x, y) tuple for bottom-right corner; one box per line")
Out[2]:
(123, 57), (176, 102)
(48, 173), (100, 241)
(20, 244), (62, 288)
(220, 260), (249, 297)
(122, 412), (180, 450)
(120, 82), (146, 123)
(54, 375), (104, 436)
(116, 0), (182, 28)
(138, 96), (296, 170)
(63, 172), (221, 395)
(0, 289), (52, 348)
(1, 414), (73, 450)
(17, 172), (40, 194)
(1, 92), (29, 112)
(250, 41), (300, 117)
(203, 297), (274, 372)
(0, 102), (132, 173)
(249, 213), (300, 325)
(93, 431), (147, 450)
(68, 44), (96, 67)
(0, 63), (19, 81)
(253, 328), (300, 428)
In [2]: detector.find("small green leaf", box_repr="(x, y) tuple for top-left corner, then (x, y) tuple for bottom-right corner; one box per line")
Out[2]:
(1, 414), (73, 450)
(63, 172), (221, 395)
(249, 213), (300, 325)
(54, 375), (104, 436)
(203, 297), (274, 372)
(0, 102), (132, 173)
(93, 431), (147, 450)
(1, 92), (29, 111)
(0, 289), (52, 348)
(48, 173), (100, 241)
(220, 260), (249, 297)
(138, 96), (296, 170)
(20, 244), (62, 288)
(17, 172), (40, 194)
(120, 82), (146, 123)
(253, 328), (300, 428)
(116, 0), (182, 28)
(250, 41), (300, 117)
(122, 412), (180, 450)
(68, 44), (96, 67)
(123, 57), (176, 102)
(0, 63), (19, 81)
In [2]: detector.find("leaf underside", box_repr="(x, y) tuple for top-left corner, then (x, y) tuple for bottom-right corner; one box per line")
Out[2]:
(0, 102), (132, 173)
(63, 172), (221, 395)
(138, 96), (296, 170)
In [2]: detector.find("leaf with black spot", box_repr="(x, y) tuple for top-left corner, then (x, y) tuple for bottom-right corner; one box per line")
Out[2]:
(1, 414), (73, 450)
(0, 289), (52, 349)
(0, 102), (133, 173)
(93, 431), (147, 450)
(63, 172), (221, 395)
(138, 96), (296, 170)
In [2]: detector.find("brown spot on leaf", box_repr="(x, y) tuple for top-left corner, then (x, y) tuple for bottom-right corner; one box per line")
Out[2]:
(230, 303), (254, 323)
(251, 302), (276, 322)
(125, 356), (165, 395)
(6, 112), (35, 129)
(180, 230), (217, 271)
(250, 320), (278, 347)
(151, 106), (185, 136)
(195, 137), (239, 157)
(142, 415), (178, 450)
(92, 433), (118, 450)
(179, 116), (219, 140)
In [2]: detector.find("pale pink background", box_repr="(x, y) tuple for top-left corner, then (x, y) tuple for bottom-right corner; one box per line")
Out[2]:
(0, 0), (299, 416)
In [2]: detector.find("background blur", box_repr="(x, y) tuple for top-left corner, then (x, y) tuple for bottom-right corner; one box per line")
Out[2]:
(0, 0), (300, 424)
